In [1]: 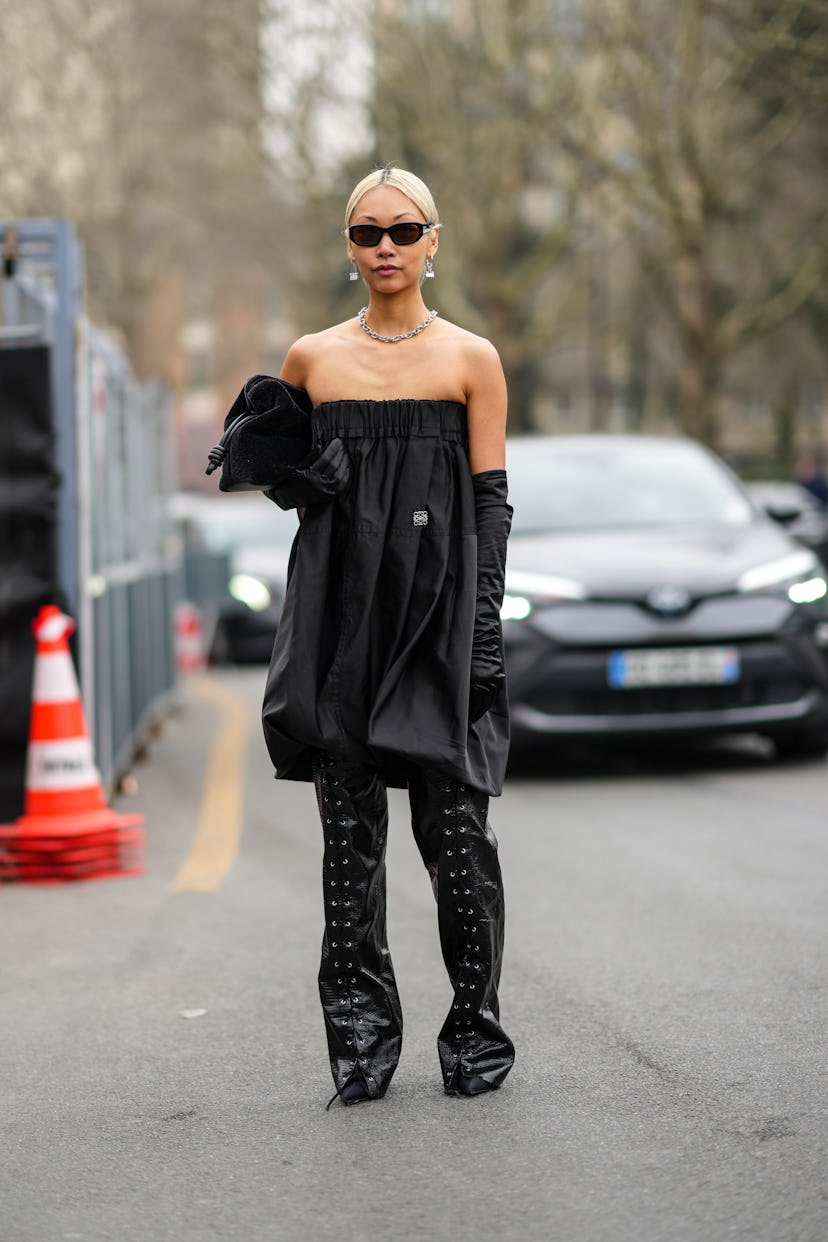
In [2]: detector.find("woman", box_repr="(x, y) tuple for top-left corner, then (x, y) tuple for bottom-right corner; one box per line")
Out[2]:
(261, 166), (515, 1106)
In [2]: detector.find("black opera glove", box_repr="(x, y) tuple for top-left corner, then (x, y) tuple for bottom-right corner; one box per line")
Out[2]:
(469, 469), (513, 723)
(264, 437), (351, 511)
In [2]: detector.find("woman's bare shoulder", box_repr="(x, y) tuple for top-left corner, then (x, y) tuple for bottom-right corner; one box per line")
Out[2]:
(280, 319), (357, 384)
(435, 318), (501, 362)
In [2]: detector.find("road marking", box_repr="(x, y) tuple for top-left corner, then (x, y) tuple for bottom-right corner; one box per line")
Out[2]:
(170, 678), (251, 893)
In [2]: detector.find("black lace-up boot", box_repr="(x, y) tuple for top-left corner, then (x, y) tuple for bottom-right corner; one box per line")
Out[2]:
(408, 770), (515, 1095)
(314, 754), (403, 1105)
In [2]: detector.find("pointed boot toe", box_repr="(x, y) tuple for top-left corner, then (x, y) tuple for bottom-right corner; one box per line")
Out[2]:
(457, 1074), (499, 1097)
(339, 1079), (372, 1105)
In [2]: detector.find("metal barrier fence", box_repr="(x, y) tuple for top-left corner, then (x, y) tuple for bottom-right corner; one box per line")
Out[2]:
(1, 219), (180, 793)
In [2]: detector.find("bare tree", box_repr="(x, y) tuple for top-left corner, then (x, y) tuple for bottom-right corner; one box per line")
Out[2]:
(565, 0), (828, 448)
(0, 0), (278, 377)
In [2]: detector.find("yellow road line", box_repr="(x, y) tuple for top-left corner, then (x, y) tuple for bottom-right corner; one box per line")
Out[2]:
(170, 678), (252, 893)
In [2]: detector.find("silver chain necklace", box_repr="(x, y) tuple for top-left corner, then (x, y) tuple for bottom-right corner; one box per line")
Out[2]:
(358, 306), (438, 343)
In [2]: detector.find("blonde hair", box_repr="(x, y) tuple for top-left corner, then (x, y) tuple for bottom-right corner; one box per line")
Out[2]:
(344, 166), (440, 231)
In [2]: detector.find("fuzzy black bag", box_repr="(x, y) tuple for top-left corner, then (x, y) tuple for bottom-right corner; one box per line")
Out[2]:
(205, 375), (315, 492)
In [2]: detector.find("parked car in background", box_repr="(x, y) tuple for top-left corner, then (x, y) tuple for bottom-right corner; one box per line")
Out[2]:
(503, 436), (828, 759)
(170, 492), (298, 663)
(745, 481), (828, 568)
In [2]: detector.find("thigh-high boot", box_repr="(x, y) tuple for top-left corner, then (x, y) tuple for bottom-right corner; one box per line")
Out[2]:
(408, 769), (515, 1094)
(314, 754), (403, 1104)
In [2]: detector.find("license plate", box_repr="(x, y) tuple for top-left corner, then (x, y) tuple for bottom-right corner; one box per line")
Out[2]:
(607, 646), (741, 689)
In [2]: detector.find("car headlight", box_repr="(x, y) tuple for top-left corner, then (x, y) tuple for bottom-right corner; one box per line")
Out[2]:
(737, 550), (827, 602)
(501, 569), (587, 620)
(229, 573), (272, 611)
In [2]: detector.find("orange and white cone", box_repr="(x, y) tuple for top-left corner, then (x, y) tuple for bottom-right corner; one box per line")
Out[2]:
(0, 605), (145, 884)
(174, 601), (206, 674)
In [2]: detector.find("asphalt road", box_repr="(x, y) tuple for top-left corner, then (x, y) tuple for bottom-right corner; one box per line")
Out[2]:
(2, 667), (827, 1242)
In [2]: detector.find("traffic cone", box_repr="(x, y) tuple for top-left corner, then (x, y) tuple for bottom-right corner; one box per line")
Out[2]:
(174, 601), (206, 674)
(0, 606), (145, 884)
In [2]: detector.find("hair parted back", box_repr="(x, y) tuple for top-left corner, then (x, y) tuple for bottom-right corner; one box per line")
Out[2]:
(344, 165), (440, 231)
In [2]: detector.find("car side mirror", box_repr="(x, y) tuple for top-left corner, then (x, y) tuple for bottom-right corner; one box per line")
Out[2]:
(763, 499), (803, 525)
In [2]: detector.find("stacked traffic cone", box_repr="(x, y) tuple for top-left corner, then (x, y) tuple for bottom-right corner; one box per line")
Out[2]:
(0, 606), (145, 884)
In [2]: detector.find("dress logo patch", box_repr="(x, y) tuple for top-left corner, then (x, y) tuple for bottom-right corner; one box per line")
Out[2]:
(413, 510), (429, 527)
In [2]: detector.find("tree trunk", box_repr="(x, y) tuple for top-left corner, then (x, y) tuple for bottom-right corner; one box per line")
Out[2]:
(771, 379), (799, 477)
(676, 348), (722, 449)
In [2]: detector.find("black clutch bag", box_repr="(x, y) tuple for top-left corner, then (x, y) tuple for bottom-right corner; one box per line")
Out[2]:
(205, 375), (315, 492)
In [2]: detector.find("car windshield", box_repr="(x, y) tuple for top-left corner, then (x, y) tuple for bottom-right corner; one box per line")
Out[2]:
(171, 495), (298, 554)
(508, 439), (754, 534)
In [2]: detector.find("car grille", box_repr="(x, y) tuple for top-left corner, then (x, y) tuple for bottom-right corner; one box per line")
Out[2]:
(526, 675), (809, 717)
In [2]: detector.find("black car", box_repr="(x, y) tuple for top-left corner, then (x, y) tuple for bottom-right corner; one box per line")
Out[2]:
(171, 492), (298, 663)
(503, 435), (828, 758)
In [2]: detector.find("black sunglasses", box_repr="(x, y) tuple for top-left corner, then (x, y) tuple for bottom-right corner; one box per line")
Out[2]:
(348, 222), (435, 247)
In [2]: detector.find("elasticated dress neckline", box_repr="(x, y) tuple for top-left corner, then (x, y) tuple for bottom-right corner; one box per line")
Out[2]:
(262, 397), (509, 795)
(312, 398), (468, 440)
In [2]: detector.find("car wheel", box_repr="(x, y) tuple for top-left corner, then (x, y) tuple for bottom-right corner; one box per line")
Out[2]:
(770, 726), (828, 760)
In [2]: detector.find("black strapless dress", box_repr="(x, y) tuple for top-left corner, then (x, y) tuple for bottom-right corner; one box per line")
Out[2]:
(262, 399), (510, 796)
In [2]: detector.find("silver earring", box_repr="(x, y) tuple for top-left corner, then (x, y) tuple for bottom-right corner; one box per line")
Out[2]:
(349, 261), (360, 282)
(425, 256), (435, 279)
